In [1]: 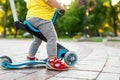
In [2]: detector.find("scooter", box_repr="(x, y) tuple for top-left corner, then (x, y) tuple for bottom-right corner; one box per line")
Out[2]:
(0, 0), (78, 69)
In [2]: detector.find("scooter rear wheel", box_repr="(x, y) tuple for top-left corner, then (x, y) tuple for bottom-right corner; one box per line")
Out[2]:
(0, 56), (12, 69)
(64, 51), (78, 67)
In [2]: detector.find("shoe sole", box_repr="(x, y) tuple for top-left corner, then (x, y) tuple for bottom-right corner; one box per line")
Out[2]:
(46, 63), (69, 71)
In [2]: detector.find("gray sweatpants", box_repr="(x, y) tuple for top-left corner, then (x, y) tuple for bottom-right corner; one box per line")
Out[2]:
(26, 17), (57, 57)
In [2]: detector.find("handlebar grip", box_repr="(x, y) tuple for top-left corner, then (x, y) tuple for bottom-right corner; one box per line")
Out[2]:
(60, 10), (65, 14)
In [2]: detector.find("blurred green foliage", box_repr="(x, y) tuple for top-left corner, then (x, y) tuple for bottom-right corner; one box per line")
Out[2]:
(0, 0), (27, 37)
(57, 0), (120, 38)
(0, 0), (120, 38)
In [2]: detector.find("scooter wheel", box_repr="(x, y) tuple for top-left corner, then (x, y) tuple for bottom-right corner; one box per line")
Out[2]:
(0, 56), (12, 69)
(64, 51), (78, 67)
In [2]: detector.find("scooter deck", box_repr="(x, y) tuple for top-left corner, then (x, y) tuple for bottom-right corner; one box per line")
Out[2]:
(2, 60), (47, 69)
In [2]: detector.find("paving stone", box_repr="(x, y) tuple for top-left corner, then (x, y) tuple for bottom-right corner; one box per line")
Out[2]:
(16, 69), (60, 80)
(73, 49), (108, 72)
(12, 68), (44, 74)
(102, 66), (120, 74)
(97, 73), (120, 80)
(71, 64), (103, 71)
(82, 49), (107, 61)
(0, 72), (27, 80)
(78, 60), (106, 66)
(55, 70), (99, 80)
(79, 53), (107, 69)
(0, 69), (11, 75)
(48, 77), (86, 80)
(106, 57), (120, 68)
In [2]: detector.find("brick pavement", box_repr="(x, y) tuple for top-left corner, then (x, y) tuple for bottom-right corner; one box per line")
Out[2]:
(0, 39), (120, 80)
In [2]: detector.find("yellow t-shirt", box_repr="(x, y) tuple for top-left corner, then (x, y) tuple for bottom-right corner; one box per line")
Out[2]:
(26, 0), (55, 20)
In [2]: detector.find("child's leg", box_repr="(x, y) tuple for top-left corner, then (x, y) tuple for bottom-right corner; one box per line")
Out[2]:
(37, 21), (69, 70)
(27, 36), (42, 59)
(37, 21), (57, 58)
(27, 17), (57, 58)
(27, 17), (68, 70)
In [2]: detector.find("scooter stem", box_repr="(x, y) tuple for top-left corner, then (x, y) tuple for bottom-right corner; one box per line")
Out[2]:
(9, 0), (18, 22)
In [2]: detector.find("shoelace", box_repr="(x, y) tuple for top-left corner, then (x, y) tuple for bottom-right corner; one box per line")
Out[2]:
(54, 59), (65, 65)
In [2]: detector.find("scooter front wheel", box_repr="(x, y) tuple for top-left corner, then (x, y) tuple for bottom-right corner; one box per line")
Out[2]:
(0, 56), (12, 69)
(64, 51), (78, 67)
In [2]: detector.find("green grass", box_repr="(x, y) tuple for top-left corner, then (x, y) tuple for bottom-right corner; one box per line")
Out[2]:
(107, 39), (120, 42)
(1, 35), (32, 39)
(78, 37), (103, 42)
(1, 35), (103, 42)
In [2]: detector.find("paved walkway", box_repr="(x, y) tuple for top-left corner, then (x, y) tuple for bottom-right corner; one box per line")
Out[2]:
(0, 39), (120, 80)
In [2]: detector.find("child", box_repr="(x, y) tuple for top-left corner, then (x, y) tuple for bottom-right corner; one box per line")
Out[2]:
(26, 0), (69, 71)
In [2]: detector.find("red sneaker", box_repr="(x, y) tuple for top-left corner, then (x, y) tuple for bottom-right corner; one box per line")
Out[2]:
(27, 56), (38, 60)
(46, 58), (69, 71)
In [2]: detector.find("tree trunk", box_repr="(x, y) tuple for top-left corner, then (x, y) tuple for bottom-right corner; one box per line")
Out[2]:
(109, 0), (118, 36)
(112, 8), (117, 36)
(3, 8), (7, 37)
(3, 0), (9, 38)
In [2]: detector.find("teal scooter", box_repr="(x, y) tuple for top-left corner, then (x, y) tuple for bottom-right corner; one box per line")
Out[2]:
(0, 0), (78, 69)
